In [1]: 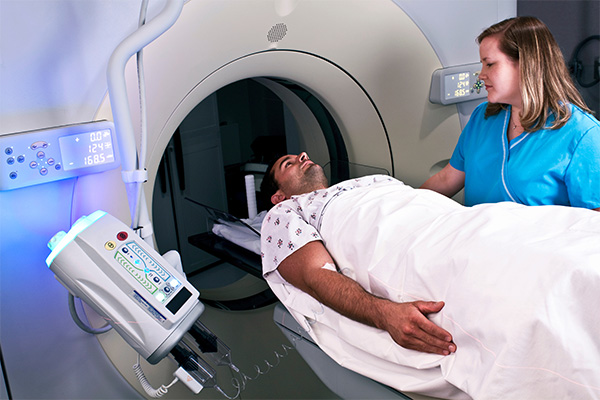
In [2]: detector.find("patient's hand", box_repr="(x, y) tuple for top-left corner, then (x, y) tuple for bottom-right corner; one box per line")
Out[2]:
(380, 300), (456, 356)
(277, 241), (455, 356)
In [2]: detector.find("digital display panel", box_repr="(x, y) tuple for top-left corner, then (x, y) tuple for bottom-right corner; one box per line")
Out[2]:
(444, 72), (471, 100)
(166, 287), (192, 314)
(58, 129), (116, 171)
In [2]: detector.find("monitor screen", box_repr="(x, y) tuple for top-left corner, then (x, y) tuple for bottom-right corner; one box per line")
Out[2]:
(444, 72), (471, 100)
(58, 129), (116, 171)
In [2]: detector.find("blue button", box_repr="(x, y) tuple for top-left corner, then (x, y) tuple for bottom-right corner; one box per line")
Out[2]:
(7, 157), (14, 165)
(17, 155), (25, 163)
(5, 148), (13, 155)
(55, 164), (62, 171)
(9, 172), (17, 180)
(31, 141), (48, 150)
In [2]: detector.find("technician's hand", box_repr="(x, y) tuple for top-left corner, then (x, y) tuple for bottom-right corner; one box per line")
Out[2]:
(381, 300), (456, 356)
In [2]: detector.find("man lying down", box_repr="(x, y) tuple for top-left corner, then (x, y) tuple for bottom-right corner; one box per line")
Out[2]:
(259, 152), (600, 400)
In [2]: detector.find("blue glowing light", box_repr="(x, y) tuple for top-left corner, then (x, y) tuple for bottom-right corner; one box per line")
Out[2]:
(45, 210), (107, 267)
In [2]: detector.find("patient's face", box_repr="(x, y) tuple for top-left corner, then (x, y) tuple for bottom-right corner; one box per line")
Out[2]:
(272, 152), (328, 203)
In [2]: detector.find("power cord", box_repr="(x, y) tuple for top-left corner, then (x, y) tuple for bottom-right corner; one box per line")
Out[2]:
(133, 354), (179, 398)
(67, 293), (112, 335)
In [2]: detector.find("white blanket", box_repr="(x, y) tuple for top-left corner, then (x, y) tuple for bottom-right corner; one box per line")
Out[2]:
(211, 211), (266, 254)
(272, 183), (600, 399)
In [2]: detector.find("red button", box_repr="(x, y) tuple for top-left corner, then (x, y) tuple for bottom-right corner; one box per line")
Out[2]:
(117, 231), (128, 241)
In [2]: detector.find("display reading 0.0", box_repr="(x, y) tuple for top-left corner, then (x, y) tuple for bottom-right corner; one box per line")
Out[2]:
(444, 72), (471, 100)
(58, 129), (116, 171)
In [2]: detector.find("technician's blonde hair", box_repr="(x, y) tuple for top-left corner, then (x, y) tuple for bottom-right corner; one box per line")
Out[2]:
(478, 17), (592, 131)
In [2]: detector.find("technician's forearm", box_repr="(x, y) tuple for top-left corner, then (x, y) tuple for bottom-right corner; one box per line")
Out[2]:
(420, 164), (465, 198)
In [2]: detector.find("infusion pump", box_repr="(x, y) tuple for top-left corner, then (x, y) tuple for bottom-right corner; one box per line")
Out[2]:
(46, 210), (205, 364)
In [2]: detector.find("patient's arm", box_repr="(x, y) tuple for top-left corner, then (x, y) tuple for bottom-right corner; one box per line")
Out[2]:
(277, 241), (456, 356)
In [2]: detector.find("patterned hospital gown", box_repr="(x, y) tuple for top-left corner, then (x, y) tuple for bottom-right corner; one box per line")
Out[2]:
(261, 175), (395, 280)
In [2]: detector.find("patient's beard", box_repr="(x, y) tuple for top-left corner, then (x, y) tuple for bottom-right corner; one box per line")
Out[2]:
(296, 164), (329, 195)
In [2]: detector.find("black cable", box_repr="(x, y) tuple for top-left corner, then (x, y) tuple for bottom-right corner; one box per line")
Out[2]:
(569, 35), (600, 88)
(0, 342), (13, 399)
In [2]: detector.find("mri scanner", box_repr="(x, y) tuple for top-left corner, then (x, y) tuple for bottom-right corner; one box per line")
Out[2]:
(0, 0), (515, 398)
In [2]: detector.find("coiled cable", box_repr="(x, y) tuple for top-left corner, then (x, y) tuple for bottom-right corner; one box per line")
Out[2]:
(133, 354), (179, 398)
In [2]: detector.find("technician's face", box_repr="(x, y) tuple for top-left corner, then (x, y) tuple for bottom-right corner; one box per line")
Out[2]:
(271, 152), (328, 204)
(479, 35), (521, 108)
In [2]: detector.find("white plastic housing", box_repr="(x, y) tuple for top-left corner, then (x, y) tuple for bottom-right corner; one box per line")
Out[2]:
(46, 211), (204, 364)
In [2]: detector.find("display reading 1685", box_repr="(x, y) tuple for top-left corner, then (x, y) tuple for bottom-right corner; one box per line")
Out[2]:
(85, 153), (106, 166)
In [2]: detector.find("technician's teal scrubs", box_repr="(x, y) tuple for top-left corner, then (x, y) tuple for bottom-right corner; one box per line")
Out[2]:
(450, 102), (600, 209)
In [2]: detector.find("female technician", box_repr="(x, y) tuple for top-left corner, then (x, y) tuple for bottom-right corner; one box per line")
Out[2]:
(421, 17), (600, 211)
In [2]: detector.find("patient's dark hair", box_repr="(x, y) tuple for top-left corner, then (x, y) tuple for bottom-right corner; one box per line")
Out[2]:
(260, 156), (283, 206)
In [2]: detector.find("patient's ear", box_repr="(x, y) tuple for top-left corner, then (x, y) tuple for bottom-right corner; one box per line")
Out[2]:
(271, 190), (287, 205)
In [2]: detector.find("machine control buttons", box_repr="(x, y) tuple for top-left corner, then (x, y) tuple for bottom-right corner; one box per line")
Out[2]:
(31, 141), (48, 150)
(37, 151), (45, 159)
(128, 242), (170, 281)
(9, 172), (17, 180)
(155, 268), (169, 281)
(115, 251), (157, 293)
(29, 161), (38, 168)
(118, 242), (179, 300)
(105, 241), (116, 250)
(4, 147), (13, 155)
(17, 155), (25, 163)
(117, 231), (128, 241)
(39, 168), (48, 176)
(7, 157), (15, 165)
(472, 72), (484, 94)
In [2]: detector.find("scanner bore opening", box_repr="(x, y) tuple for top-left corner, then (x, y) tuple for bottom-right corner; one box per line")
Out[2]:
(151, 78), (349, 311)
